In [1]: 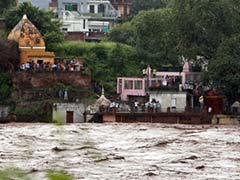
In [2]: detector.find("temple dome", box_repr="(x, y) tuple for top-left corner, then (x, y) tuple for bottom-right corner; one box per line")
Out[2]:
(85, 88), (111, 116)
(8, 14), (45, 48)
(96, 88), (111, 107)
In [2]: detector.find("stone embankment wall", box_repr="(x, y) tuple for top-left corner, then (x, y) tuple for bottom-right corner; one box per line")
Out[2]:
(115, 112), (210, 124)
(12, 72), (91, 88)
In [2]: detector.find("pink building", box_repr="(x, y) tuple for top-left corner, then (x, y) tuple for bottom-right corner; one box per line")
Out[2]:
(117, 62), (203, 101)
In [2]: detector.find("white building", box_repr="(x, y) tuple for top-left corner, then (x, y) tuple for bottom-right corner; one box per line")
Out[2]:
(149, 91), (187, 112)
(18, 0), (120, 40)
(58, 0), (120, 34)
(52, 103), (85, 123)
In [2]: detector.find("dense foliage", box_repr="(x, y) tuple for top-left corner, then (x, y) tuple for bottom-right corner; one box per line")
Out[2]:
(170, 0), (240, 60)
(0, 0), (15, 16)
(131, 0), (169, 16)
(4, 2), (63, 49)
(109, 8), (179, 68)
(109, 0), (240, 100)
(0, 37), (19, 71)
(209, 35), (240, 102)
(0, 72), (12, 101)
(53, 41), (140, 93)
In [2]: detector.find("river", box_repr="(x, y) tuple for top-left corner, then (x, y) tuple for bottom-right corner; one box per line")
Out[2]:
(0, 123), (239, 179)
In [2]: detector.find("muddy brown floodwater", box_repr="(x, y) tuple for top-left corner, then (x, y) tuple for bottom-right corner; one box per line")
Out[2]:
(0, 123), (240, 180)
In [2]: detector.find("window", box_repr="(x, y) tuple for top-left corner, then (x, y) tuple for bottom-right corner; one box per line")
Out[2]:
(93, 29), (100, 32)
(35, 38), (40, 44)
(119, 79), (122, 93)
(72, 4), (78, 11)
(134, 80), (143, 90)
(124, 80), (133, 89)
(145, 80), (149, 89)
(98, 4), (105, 14)
(65, 4), (72, 11)
(89, 5), (95, 13)
(103, 26), (109, 33)
(65, 3), (78, 11)
(83, 19), (86, 29)
(171, 98), (176, 108)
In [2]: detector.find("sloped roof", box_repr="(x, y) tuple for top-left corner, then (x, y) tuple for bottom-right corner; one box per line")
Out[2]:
(96, 88), (111, 107)
(86, 88), (111, 114)
(96, 94), (111, 107)
(8, 14), (45, 48)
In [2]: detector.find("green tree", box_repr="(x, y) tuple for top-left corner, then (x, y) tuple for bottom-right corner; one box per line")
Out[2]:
(0, 0), (15, 16)
(109, 8), (179, 68)
(109, 44), (126, 75)
(170, 0), (240, 61)
(133, 8), (179, 68)
(0, 72), (12, 101)
(0, 37), (19, 71)
(208, 35), (240, 102)
(111, 0), (240, 66)
(4, 2), (63, 49)
(108, 22), (136, 46)
(131, 0), (169, 16)
(54, 42), (140, 93)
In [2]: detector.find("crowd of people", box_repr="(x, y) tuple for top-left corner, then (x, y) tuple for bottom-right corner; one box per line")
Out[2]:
(18, 60), (83, 72)
(161, 75), (179, 87)
(108, 99), (162, 113)
(133, 99), (161, 113)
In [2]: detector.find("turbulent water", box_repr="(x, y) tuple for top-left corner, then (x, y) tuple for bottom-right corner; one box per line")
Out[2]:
(0, 123), (240, 180)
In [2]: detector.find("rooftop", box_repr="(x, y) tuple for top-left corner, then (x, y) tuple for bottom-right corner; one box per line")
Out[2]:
(8, 14), (45, 48)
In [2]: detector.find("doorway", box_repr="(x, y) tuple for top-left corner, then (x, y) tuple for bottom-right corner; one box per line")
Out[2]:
(66, 111), (74, 123)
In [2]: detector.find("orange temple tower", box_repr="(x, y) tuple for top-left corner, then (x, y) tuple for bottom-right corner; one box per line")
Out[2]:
(8, 14), (54, 65)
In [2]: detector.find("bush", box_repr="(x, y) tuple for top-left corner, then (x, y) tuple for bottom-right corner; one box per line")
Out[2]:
(13, 102), (52, 122)
(0, 72), (12, 101)
(0, 167), (30, 180)
(51, 42), (141, 94)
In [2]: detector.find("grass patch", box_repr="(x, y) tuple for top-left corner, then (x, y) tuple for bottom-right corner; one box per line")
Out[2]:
(53, 119), (65, 126)
(0, 167), (30, 180)
(47, 170), (75, 180)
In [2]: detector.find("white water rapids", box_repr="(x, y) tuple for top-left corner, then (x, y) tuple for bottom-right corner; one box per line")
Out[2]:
(0, 123), (239, 179)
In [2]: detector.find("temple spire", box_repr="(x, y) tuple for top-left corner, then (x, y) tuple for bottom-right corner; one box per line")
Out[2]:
(101, 87), (105, 96)
(22, 14), (28, 20)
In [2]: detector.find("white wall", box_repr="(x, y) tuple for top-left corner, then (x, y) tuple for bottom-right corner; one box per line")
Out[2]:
(62, 19), (89, 32)
(53, 103), (85, 123)
(149, 91), (187, 112)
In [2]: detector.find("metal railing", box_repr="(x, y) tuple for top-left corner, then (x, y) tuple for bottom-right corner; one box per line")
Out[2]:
(99, 106), (204, 114)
